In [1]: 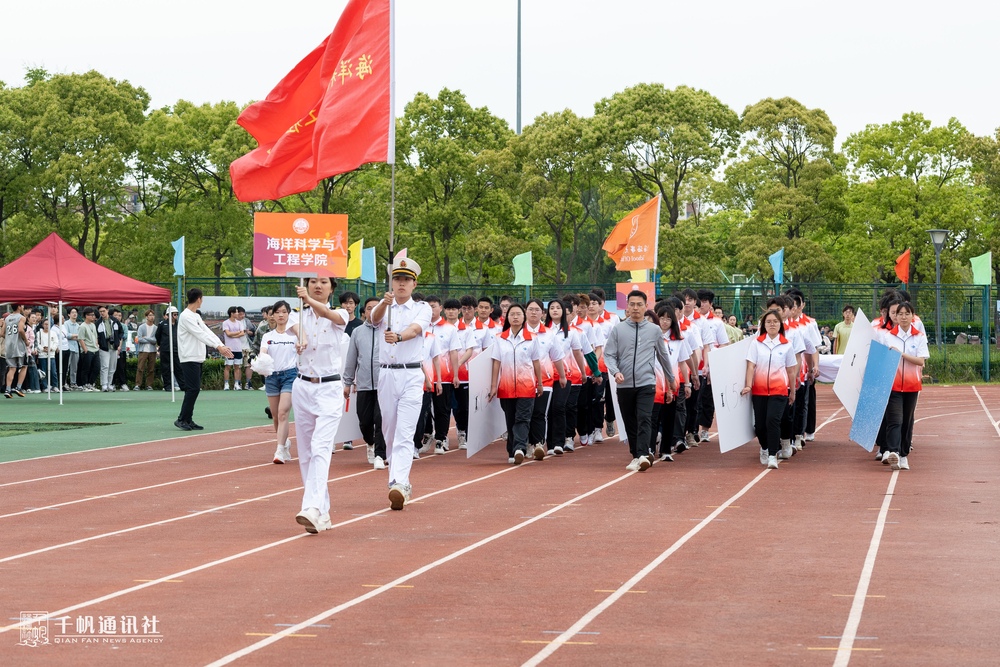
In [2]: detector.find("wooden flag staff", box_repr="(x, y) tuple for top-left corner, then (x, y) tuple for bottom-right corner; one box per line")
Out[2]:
(287, 271), (318, 352)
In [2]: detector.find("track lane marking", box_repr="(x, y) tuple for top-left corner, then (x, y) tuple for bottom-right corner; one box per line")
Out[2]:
(831, 470), (899, 667)
(972, 386), (1000, 436)
(202, 472), (638, 666)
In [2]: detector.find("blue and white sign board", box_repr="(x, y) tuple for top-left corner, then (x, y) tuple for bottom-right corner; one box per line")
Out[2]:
(467, 344), (506, 457)
(833, 309), (874, 419)
(708, 337), (756, 453)
(848, 340), (901, 451)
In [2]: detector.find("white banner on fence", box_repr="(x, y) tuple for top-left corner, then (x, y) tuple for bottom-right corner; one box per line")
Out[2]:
(706, 337), (756, 453)
(334, 336), (362, 443)
(466, 344), (506, 457)
(833, 309), (875, 419)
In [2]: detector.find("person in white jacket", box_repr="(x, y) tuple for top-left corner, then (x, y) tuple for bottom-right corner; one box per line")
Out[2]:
(176, 288), (232, 431)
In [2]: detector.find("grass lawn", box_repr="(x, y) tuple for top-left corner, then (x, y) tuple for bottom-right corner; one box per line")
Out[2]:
(0, 389), (276, 463)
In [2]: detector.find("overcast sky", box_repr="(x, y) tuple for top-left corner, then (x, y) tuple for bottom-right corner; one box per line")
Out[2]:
(4, 0), (998, 143)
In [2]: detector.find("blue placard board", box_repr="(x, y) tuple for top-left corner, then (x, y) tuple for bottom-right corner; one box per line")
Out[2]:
(848, 340), (901, 451)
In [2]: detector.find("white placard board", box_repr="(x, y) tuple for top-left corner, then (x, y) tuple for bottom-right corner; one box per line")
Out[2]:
(466, 344), (506, 457)
(608, 373), (625, 444)
(706, 337), (755, 453)
(334, 336), (362, 443)
(832, 309), (875, 419)
(816, 354), (842, 384)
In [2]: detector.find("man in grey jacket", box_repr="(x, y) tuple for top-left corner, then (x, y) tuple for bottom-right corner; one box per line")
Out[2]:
(343, 297), (386, 470)
(604, 290), (677, 472)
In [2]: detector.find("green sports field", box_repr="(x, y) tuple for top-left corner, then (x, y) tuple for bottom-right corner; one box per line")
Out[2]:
(0, 390), (277, 463)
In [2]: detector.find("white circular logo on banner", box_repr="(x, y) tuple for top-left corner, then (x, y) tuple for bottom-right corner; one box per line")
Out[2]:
(292, 218), (310, 234)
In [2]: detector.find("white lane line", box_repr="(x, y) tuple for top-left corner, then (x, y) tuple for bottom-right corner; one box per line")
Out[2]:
(0, 439), (280, 488)
(203, 471), (637, 666)
(0, 456), (536, 635)
(0, 463), (275, 520)
(519, 469), (770, 667)
(971, 386), (1000, 437)
(913, 410), (981, 424)
(831, 470), (899, 667)
(0, 467), (376, 564)
(0, 424), (271, 466)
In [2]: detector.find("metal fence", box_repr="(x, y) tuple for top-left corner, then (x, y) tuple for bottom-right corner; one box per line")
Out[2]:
(149, 278), (996, 382)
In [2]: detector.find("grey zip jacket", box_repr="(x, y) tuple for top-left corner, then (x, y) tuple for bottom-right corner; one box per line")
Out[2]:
(343, 320), (380, 391)
(603, 318), (675, 388)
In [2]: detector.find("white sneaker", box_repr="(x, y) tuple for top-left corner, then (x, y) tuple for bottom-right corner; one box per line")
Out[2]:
(546, 449), (555, 456)
(579, 433), (590, 446)
(388, 483), (411, 510)
(563, 439), (575, 453)
(898, 456), (909, 470)
(875, 452), (883, 461)
(133, 385), (142, 392)
(272, 445), (285, 464)
(421, 433), (433, 449)
(699, 429), (710, 442)
(553, 445), (564, 456)
(367, 445), (375, 464)
(882, 452), (891, 465)
(532, 444), (546, 461)
(109, 385), (116, 392)
(779, 439), (794, 459)
(374, 456), (386, 470)
(513, 450), (525, 465)
(342, 442), (354, 450)
(295, 507), (323, 534)
(638, 455), (651, 471)
(316, 512), (333, 532)
(887, 452), (900, 470)
(626, 458), (640, 471)
(792, 435), (803, 451)
(234, 384), (242, 391)
(508, 457), (516, 464)
(412, 449), (420, 460)
(245, 383), (254, 391)
(804, 432), (815, 442)
(120, 385), (129, 392)
(685, 433), (698, 448)
(223, 384), (230, 391)
(659, 453), (673, 462)
(606, 421), (616, 437)
(760, 448), (769, 465)
(282, 440), (292, 462)
(434, 440), (449, 455)
(593, 429), (604, 443)
(457, 431), (467, 450)
(767, 455), (779, 469)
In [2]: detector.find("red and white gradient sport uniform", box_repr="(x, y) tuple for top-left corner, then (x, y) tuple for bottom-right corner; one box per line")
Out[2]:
(879, 325), (930, 392)
(594, 312), (616, 374)
(432, 318), (463, 384)
(663, 332), (692, 392)
(746, 333), (797, 396)
(527, 323), (564, 390)
(490, 328), (542, 399)
(573, 315), (598, 377)
(562, 325), (593, 386)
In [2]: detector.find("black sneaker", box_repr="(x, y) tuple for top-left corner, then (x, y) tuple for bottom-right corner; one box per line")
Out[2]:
(188, 422), (204, 430)
(3, 390), (10, 399)
(13, 388), (25, 397)
(264, 406), (273, 419)
(174, 419), (193, 431)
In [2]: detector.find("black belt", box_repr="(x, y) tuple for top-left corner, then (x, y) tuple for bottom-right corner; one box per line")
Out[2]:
(297, 373), (341, 383)
(380, 363), (422, 369)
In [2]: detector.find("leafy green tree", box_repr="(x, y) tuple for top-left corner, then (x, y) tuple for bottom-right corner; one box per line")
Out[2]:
(593, 84), (740, 228)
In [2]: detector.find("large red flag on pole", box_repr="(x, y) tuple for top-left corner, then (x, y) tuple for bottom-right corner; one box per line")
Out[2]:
(895, 248), (910, 284)
(230, 0), (395, 202)
(601, 196), (661, 271)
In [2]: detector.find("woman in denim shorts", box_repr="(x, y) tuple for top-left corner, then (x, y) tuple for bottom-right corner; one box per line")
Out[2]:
(261, 301), (300, 464)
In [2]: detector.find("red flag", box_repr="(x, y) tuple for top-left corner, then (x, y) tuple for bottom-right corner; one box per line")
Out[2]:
(230, 0), (394, 202)
(601, 196), (661, 271)
(895, 249), (910, 284)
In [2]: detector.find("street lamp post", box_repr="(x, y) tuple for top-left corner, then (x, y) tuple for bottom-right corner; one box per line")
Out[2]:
(927, 229), (950, 352)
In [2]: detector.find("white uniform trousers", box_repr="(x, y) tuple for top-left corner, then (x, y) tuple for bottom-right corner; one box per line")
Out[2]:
(377, 367), (424, 487)
(291, 378), (344, 514)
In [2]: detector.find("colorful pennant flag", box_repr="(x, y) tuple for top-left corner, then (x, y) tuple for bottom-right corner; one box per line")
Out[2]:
(602, 196), (661, 271)
(769, 248), (784, 285)
(971, 251), (992, 285)
(360, 246), (376, 283)
(346, 238), (363, 279)
(895, 249), (910, 284)
(512, 251), (532, 286)
(171, 237), (185, 277)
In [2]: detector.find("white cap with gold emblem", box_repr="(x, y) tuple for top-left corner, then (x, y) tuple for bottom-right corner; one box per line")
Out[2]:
(390, 258), (420, 280)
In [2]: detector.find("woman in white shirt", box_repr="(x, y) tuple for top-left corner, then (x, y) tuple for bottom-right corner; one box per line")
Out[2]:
(487, 304), (543, 465)
(525, 298), (568, 460)
(544, 300), (581, 456)
(741, 309), (797, 470)
(877, 302), (929, 471)
(260, 300), (300, 465)
(293, 281), (349, 534)
(653, 304), (693, 460)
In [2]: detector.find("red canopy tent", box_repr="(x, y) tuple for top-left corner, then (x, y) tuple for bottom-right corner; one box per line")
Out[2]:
(0, 233), (171, 305)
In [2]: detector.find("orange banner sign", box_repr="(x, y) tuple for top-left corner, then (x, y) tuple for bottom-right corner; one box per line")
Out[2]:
(253, 212), (348, 277)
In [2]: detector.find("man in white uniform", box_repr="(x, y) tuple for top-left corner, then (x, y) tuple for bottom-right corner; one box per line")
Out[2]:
(372, 259), (433, 510)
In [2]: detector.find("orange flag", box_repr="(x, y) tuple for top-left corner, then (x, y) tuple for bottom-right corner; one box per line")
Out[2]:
(602, 196), (661, 271)
(230, 0), (394, 202)
(895, 249), (910, 284)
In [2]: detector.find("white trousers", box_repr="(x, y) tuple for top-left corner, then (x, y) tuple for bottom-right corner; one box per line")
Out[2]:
(99, 349), (117, 387)
(378, 367), (424, 487)
(291, 378), (344, 514)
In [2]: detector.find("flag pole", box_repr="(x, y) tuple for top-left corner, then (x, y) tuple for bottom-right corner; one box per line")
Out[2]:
(388, 162), (395, 330)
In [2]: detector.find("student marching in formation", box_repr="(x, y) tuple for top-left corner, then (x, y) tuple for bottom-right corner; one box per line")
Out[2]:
(292, 280), (349, 534)
(525, 298), (569, 459)
(692, 289), (730, 443)
(260, 300), (298, 465)
(343, 297), (387, 470)
(877, 301), (928, 470)
(413, 313), (443, 460)
(677, 289), (708, 447)
(764, 295), (805, 460)
(590, 288), (620, 438)
(559, 296), (602, 451)
(543, 299), (579, 456)
(652, 303), (695, 460)
(452, 295), (481, 450)
(783, 291), (819, 453)
(371, 259), (433, 510)
(586, 292), (610, 443)
(742, 309), (798, 470)
(428, 296), (463, 455)
(874, 294), (902, 461)
(487, 304), (544, 464)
